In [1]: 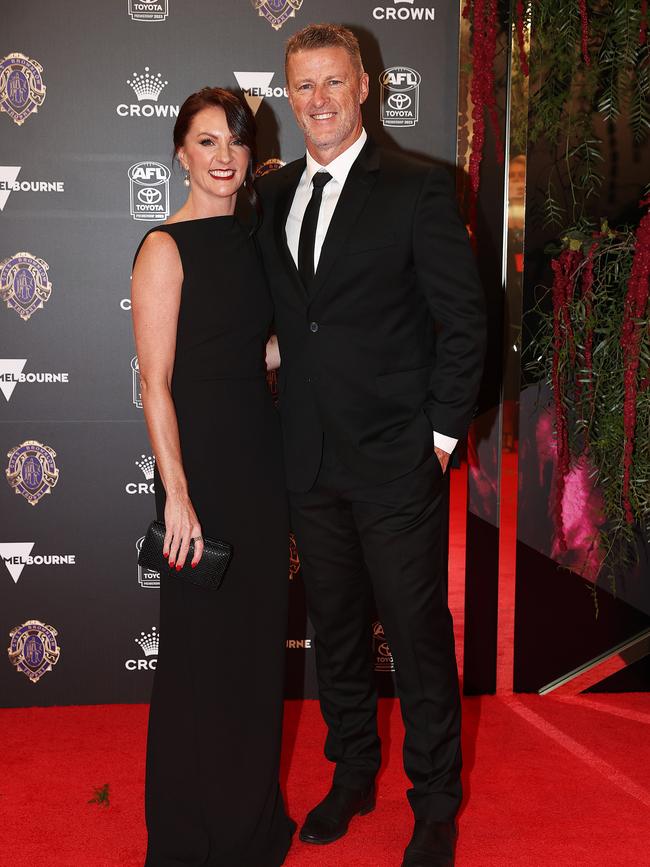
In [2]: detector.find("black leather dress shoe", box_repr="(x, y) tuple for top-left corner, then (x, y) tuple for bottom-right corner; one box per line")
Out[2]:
(299, 782), (376, 845)
(401, 820), (457, 867)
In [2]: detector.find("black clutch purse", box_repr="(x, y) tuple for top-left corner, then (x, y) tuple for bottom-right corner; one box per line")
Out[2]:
(138, 520), (232, 590)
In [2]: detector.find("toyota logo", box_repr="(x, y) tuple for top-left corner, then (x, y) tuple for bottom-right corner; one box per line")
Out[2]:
(138, 187), (162, 204)
(387, 93), (412, 111)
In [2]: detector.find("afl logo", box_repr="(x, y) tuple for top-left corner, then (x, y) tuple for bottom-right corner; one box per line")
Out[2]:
(128, 161), (170, 221)
(372, 620), (396, 672)
(379, 66), (421, 128)
(128, 0), (169, 22)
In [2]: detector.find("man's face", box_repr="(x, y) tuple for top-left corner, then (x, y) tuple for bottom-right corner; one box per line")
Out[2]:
(286, 46), (369, 162)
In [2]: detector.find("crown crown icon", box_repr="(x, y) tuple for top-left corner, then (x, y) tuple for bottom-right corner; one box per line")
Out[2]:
(135, 454), (156, 480)
(127, 68), (168, 102)
(135, 626), (159, 656)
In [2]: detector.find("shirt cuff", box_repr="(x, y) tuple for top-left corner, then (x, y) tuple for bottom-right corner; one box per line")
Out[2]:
(433, 432), (458, 454)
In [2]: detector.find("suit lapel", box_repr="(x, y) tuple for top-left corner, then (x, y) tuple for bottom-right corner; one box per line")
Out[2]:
(273, 158), (306, 304)
(309, 138), (381, 302)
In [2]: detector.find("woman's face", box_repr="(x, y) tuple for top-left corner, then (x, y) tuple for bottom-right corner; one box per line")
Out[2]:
(176, 105), (249, 204)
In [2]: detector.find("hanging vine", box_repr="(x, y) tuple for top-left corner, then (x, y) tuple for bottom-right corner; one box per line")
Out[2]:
(528, 209), (650, 574)
(463, 1), (650, 583)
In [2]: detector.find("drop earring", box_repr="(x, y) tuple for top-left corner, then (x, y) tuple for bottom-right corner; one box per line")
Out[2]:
(183, 167), (190, 188)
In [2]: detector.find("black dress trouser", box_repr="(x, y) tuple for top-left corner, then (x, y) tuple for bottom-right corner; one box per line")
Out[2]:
(289, 440), (462, 822)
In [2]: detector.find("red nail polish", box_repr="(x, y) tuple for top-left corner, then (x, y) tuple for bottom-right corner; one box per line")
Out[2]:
(191, 562), (197, 569)
(163, 551), (168, 559)
(176, 564), (181, 571)
(169, 561), (175, 568)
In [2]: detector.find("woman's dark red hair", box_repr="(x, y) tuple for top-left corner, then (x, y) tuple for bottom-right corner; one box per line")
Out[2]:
(173, 87), (259, 217)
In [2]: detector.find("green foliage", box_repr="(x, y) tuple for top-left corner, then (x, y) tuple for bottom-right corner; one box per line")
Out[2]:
(88, 783), (110, 807)
(527, 0), (649, 227)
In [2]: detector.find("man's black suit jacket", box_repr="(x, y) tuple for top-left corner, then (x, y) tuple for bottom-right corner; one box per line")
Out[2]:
(256, 137), (486, 493)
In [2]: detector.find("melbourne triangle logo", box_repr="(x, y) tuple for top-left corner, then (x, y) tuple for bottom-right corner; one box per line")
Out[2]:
(233, 72), (274, 116)
(0, 542), (35, 583)
(0, 359), (26, 400)
(0, 166), (20, 210)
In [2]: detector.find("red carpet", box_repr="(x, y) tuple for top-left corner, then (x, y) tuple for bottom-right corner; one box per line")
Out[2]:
(1, 695), (650, 865)
(3, 467), (648, 864)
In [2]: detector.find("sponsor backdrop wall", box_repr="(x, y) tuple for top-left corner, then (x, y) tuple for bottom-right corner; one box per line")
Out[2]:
(1, 0), (459, 707)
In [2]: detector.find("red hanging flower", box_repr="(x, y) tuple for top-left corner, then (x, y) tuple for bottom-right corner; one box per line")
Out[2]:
(640, 0), (648, 46)
(466, 0), (504, 196)
(578, 0), (591, 65)
(620, 199), (650, 524)
(515, 0), (529, 76)
(464, 0), (504, 241)
(550, 247), (583, 551)
(579, 241), (599, 430)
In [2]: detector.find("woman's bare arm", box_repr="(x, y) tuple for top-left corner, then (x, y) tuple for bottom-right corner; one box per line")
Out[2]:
(131, 231), (204, 569)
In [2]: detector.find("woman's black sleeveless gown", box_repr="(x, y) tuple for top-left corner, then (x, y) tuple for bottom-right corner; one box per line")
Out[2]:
(134, 216), (293, 867)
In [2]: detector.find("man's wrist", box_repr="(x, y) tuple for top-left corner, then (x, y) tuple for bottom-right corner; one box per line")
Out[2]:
(433, 432), (458, 454)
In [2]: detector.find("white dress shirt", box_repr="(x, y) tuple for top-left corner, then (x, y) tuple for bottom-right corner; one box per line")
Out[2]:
(286, 128), (368, 272)
(285, 129), (457, 456)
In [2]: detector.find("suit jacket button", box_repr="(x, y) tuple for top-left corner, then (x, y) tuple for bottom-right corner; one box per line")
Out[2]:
(310, 321), (319, 333)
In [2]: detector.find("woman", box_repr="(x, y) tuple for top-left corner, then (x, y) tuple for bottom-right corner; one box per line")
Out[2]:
(131, 88), (293, 866)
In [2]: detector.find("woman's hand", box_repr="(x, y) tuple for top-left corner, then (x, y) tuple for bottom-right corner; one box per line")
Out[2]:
(163, 494), (204, 570)
(265, 334), (281, 371)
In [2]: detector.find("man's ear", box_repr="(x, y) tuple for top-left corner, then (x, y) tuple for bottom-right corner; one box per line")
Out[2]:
(359, 72), (370, 106)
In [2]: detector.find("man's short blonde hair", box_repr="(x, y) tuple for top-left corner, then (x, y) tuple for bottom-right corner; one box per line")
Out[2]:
(285, 23), (364, 77)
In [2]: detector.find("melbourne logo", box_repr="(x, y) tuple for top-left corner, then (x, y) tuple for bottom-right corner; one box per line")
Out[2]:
(8, 620), (60, 683)
(373, 0), (435, 20)
(0, 359), (69, 401)
(0, 167), (64, 212)
(128, 0), (169, 22)
(5, 440), (59, 506)
(0, 253), (52, 321)
(0, 53), (46, 126)
(131, 355), (142, 407)
(250, 0), (303, 31)
(0, 543), (76, 583)
(126, 453), (155, 495)
(128, 161), (170, 221)
(286, 638), (312, 649)
(372, 621), (396, 672)
(125, 626), (159, 670)
(379, 66), (421, 127)
(117, 67), (179, 118)
(233, 72), (287, 116)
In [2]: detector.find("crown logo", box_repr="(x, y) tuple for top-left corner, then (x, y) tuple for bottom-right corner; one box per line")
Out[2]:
(135, 626), (159, 657)
(394, 0), (415, 4)
(127, 68), (168, 102)
(135, 454), (155, 480)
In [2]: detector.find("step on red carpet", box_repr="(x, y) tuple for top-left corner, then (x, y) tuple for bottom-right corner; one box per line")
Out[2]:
(1, 694), (649, 866)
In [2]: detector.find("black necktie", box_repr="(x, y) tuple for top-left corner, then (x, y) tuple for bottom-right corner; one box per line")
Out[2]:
(298, 171), (332, 288)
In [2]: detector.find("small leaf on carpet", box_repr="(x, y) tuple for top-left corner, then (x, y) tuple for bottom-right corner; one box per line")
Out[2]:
(88, 783), (110, 807)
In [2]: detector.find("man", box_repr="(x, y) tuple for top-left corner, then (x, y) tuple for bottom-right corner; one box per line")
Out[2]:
(256, 24), (485, 867)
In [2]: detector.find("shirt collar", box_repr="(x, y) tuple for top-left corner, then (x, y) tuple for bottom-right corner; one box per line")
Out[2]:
(305, 128), (368, 187)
